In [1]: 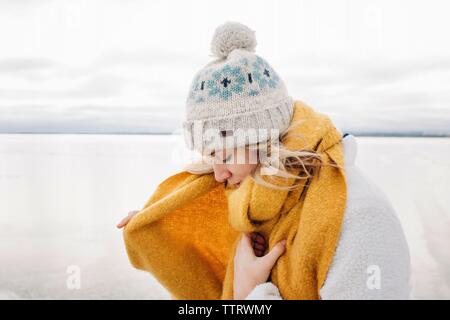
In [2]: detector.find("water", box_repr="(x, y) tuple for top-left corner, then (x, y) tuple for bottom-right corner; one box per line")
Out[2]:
(0, 134), (449, 299)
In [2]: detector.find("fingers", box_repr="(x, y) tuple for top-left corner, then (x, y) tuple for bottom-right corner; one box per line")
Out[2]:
(116, 210), (140, 229)
(253, 242), (265, 251)
(254, 248), (265, 257)
(250, 232), (266, 257)
(116, 216), (131, 229)
(251, 232), (265, 245)
(128, 210), (139, 216)
(261, 240), (287, 268)
(239, 233), (286, 262)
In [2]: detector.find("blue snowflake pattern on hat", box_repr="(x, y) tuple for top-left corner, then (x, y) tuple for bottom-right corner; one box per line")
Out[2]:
(206, 64), (246, 101)
(188, 68), (214, 103)
(187, 56), (281, 104)
(252, 56), (280, 90)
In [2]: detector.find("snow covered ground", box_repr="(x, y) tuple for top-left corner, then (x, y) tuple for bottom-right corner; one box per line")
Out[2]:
(0, 134), (449, 299)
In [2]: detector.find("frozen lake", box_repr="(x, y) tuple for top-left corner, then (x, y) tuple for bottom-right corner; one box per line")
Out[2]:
(0, 134), (449, 299)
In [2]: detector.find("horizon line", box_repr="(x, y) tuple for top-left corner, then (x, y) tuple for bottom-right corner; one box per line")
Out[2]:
(1, 132), (449, 138)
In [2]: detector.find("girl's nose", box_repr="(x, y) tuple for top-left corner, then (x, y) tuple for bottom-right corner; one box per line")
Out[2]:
(214, 166), (231, 182)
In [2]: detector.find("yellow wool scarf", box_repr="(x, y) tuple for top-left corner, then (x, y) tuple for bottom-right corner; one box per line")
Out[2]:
(123, 100), (347, 300)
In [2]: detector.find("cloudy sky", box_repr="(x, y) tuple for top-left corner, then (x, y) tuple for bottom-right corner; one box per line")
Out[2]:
(0, 0), (449, 135)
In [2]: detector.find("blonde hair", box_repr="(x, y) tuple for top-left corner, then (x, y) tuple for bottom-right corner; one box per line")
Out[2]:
(183, 119), (340, 191)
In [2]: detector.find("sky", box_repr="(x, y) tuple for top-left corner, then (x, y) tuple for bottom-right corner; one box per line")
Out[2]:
(0, 0), (449, 135)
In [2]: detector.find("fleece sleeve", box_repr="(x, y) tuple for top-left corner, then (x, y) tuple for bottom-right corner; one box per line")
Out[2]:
(244, 282), (283, 300)
(318, 177), (412, 299)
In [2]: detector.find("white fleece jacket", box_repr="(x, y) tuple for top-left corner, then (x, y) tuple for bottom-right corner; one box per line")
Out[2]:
(245, 134), (412, 300)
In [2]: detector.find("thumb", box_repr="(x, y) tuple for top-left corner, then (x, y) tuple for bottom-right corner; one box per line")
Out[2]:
(261, 240), (287, 268)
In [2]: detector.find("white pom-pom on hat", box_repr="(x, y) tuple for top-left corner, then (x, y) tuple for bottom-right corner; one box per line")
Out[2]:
(210, 21), (257, 59)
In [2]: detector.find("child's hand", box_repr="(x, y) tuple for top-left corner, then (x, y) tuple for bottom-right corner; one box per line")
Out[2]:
(116, 210), (140, 229)
(233, 232), (286, 300)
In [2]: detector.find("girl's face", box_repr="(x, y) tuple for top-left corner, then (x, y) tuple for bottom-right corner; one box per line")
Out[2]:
(212, 146), (258, 187)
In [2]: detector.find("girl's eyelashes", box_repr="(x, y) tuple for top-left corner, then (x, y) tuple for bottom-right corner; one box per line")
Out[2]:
(215, 154), (233, 164)
(224, 154), (233, 164)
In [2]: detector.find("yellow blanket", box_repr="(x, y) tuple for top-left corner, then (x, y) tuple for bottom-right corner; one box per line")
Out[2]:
(123, 100), (347, 300)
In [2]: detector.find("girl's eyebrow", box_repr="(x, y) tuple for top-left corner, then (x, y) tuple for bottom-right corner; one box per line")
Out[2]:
(211, 150), (229, 160)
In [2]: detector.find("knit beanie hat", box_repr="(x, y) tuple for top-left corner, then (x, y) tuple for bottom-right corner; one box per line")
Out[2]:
(182, 21), (294, 155)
